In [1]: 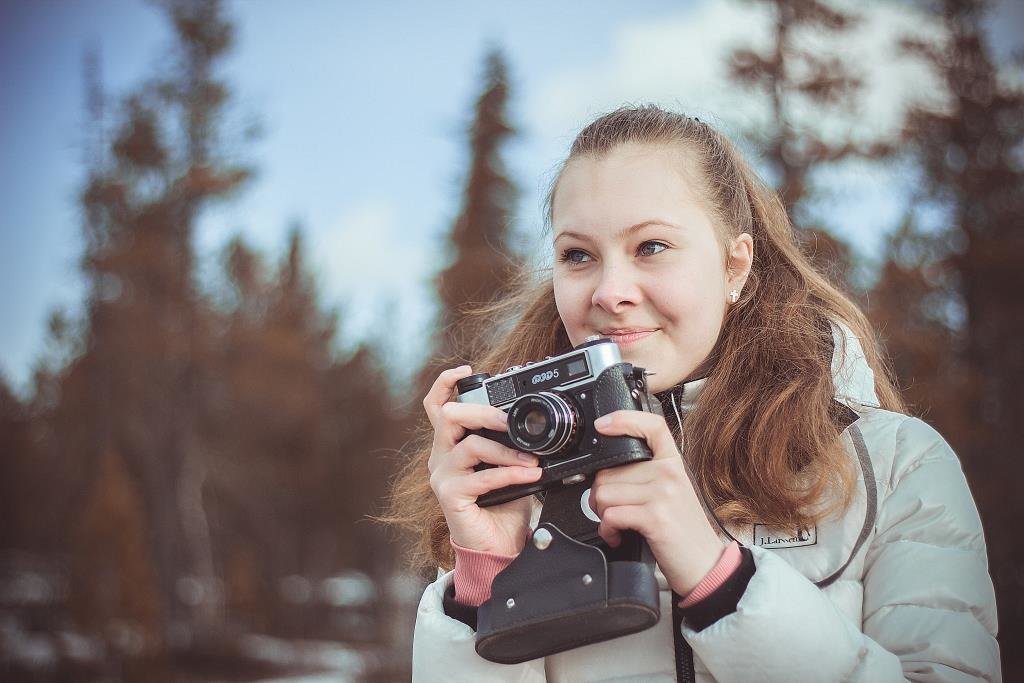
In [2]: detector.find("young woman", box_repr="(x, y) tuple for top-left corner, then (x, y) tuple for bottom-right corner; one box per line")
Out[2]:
(387, 106), (1000, 681)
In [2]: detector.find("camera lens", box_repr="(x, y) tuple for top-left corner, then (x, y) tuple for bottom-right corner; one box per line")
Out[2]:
(523, 408), (548, 436)
(507, 392), (580, 457)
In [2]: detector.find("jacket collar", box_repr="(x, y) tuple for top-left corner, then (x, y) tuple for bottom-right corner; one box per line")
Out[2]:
(829, 321), (880, 408)
(654, 376), (706, 425)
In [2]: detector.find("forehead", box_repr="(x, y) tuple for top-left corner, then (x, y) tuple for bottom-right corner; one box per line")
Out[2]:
(551, 143), (709, 234)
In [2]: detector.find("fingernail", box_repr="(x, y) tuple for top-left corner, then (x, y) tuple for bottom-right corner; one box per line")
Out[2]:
(594, 415), (611, 428)
(456, 364), (472, 372)
(517, 452), (538, 464)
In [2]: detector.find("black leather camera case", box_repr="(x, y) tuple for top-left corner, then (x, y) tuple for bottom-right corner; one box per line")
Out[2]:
(475, 522), (660, 664)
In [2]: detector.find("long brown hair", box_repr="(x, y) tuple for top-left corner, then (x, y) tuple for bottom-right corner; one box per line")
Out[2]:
(384, 105), (903, 570)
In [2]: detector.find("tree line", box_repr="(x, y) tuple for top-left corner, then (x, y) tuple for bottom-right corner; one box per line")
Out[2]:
(0, 0), (1020, 679)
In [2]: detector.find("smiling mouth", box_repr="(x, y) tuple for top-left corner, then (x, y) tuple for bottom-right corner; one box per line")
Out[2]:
(599, 329), (659, 346)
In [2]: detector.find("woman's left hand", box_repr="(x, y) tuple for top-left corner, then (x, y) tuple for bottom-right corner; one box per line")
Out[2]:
(591, 409), (728, 595)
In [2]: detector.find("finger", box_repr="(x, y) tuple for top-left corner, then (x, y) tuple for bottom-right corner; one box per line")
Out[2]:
(593, 410), (679, 460)
(432, 402), (508, 452)
(440, 402), (508, 436)
(589, 481), (649, 519)
(600, 526), (622, 548)
(445, 465), (544, 503)
(592, 461), (658, 487)
(422, 365), (474, 423)
(597, 504), (648, 547)
(447, 435), (539, 471)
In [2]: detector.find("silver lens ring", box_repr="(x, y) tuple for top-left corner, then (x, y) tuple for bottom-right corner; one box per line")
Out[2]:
(507, 391), (578, 457)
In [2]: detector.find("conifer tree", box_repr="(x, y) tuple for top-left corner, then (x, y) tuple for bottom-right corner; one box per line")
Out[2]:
(870, 0), (1024, 666)
(212, 228), (342, 581)
(867, 217), (968, 434)
(728, 0), (874, 286)
(729, 0), (868, 216)
(210, 229), (398, 631)
(429, 48), (518, 373)
(0, 376), (33, 551)
(897, 0), (1024, 441)
(49, 0), (249, 637)
(11, 0), (404, 673)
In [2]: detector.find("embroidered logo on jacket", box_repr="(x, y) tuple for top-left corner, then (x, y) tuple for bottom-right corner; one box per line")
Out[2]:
(753, 524), (817, 548)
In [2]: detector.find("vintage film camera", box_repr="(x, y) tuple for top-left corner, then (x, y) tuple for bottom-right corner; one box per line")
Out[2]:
(455, 338), (665, 663)
(456, 336), (662, 508)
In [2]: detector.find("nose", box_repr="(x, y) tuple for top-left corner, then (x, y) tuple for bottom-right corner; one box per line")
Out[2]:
(591, 262), (641, 313)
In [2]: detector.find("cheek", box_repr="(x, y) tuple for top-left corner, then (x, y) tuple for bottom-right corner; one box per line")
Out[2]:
(656, 272), (726, 340)
(552, 278), (584, 337)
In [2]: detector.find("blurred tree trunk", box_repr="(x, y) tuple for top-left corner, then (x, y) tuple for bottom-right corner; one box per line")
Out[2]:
(71, 448), (167, 675)
(0, 376), (36, 551)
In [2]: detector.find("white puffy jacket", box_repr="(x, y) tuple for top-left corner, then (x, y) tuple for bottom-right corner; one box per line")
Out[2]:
(412, 327), (1001, 681)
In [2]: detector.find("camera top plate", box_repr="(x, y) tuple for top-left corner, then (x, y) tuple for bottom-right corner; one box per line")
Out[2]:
(457, 339), (622, 409)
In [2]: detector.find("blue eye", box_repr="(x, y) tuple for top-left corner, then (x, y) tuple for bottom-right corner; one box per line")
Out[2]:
(558, 248), (593, 265)
(637, 240), (668, 257)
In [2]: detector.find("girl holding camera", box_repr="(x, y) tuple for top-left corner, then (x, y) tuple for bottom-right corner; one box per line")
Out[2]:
(387, 105), (1000, 681)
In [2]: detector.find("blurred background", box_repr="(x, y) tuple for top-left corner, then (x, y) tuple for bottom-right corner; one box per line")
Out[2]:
(1, 0), (1021, 680)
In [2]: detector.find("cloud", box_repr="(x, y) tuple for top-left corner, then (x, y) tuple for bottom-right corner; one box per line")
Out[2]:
(313, 199), (437, 356)
(782, 1), (950, 144)
(527, 0), (773, 140)
(527, 0), (948, 148)
(519, 0), (952, 266)
(320, 201), (409, 289)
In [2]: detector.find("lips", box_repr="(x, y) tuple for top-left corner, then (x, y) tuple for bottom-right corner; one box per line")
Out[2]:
(599, 328), (659, 346)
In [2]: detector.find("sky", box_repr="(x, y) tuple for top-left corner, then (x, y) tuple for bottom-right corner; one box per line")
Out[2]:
(1, 0), (1021, 395)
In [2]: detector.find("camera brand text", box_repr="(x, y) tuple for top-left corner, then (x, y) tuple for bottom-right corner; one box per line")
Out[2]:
(531, 369), (560, 385)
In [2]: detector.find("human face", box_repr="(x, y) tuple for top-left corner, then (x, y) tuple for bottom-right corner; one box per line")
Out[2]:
(551, 143), (751, 393)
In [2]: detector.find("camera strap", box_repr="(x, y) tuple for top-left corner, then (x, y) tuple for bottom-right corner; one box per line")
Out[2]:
(536, 477), (599, 543)
(533, 428), (696, 679)
(538, 482), (695, 680)
(664, 388), (698, 682)
(672, 592), (696, 683)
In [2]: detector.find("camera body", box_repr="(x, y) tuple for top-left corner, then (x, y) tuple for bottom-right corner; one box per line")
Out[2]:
(456, 337), (661, 507)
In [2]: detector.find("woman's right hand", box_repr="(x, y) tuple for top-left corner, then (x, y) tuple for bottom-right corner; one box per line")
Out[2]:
(424, 365), (544, 556)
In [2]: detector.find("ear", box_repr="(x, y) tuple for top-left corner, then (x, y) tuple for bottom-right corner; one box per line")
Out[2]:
(726, 232), (753, 290)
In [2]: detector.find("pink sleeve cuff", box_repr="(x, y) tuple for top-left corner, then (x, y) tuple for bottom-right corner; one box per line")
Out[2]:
(451, 538), (517, 607)
(679, 541), (742, 608)
(452, 538), (741, 609)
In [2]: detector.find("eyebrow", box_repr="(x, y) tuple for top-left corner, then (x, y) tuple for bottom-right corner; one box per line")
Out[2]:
(553, 220), (682, 244)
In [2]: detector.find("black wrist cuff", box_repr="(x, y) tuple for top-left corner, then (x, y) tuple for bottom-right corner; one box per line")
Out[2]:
(678, 545), (756, 632)
(442, 582), (478, 631)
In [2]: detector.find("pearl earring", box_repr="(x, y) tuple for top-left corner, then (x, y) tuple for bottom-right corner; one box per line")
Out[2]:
(729, 290), (739, 304)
